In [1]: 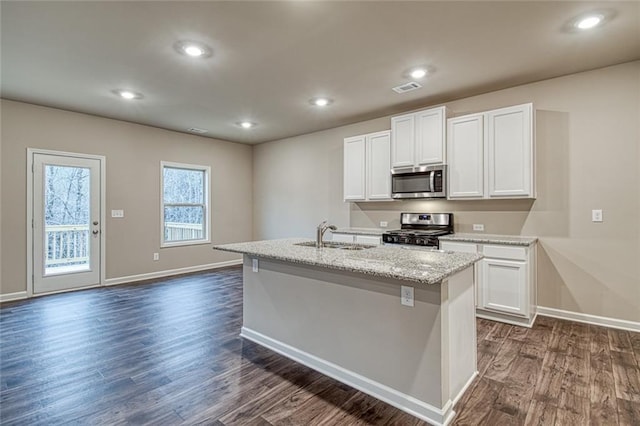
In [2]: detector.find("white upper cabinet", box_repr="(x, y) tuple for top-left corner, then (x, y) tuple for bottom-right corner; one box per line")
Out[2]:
(343, 135), (366, 201)
(415, 107), (446, 165)
(447, 103), (535, 200)
(367, 131), (392, 200)
(487, 103), (534, 198)
(391, 106), (447, 168)
(344, 131), (391, 202)
(390, 114), (415, 168)
(447, 113), (485, 198)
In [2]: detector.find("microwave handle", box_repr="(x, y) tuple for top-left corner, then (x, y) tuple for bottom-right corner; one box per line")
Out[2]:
(429, 170), (435, 192)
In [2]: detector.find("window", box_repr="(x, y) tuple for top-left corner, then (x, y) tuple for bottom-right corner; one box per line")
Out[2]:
(161, 161), (210, 247)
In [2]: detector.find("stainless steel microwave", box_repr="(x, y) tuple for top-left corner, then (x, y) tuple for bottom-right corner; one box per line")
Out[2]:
(391, 165), (447, 199)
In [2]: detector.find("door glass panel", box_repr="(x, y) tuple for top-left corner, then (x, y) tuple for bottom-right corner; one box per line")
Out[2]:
(44, 165), (91, 275)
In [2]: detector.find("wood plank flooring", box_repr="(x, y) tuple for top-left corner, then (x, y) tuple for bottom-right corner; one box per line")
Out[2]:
(1, 266), (639, 425)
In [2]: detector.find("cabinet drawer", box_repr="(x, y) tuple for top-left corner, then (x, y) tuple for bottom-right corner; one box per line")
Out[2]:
(482, 245), (527, 261)
(355, 235), (382, 245)
(331, 233), (355, 243)
(440, 241), (478, 253)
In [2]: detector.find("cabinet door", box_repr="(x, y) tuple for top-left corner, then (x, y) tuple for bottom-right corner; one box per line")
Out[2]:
(354, 235), (381, 245)
(481, 258), (528, 317)
(391, 114), (415, 168)
(366, 131), (391, 200)
(486, 103), (533, 198)
(416, 107), (446, 165)
(332, 233), (355, 243)
(343, 136), (366, 201)
(447, 114), (485, 198)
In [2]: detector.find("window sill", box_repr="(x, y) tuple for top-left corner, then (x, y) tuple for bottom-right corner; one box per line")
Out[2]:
(161, 239), (211, 249)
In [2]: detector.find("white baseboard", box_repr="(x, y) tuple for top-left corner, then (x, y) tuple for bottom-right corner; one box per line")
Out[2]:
(240, 326), (454, 426)
(0, 291), (28, 303)
(476, 309), (537, 328)
(537, 306), (640, 332)
(104, 259), (242, 286)
(452, 371), (478, 408)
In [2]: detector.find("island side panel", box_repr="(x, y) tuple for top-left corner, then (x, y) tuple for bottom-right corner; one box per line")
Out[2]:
(441, 267), (477, 407)
(241, 255), (445, 410)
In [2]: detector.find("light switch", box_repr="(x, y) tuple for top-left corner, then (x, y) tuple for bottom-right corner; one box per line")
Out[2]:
(111, 210), (124, 218)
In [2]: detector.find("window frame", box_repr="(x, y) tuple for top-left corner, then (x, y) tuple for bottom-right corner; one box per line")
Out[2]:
(160, 161), (211, 248)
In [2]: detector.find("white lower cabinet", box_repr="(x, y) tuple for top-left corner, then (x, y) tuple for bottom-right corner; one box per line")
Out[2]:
(439, 241), (479, 306)
(441, 240), (537, 327)
(481, 258), (528, 317)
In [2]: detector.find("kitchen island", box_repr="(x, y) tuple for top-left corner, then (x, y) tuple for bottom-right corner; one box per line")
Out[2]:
(213, 238), (482, 425)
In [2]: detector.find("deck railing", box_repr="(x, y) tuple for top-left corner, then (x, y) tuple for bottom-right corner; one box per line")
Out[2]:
(164, 222), (204, 241)
(45, 223), (204, 270)
(45, 224), (90, 268)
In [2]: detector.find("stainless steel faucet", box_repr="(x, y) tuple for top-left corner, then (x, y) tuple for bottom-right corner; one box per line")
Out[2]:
(316, 220), (338, 248)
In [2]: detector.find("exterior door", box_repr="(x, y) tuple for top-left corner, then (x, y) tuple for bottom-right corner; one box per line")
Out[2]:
(32, 152), (102, 294)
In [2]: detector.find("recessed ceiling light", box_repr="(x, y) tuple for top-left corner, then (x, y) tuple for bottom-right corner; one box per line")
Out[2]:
(575, 14), (603, 29)
(237, 121), (256, 129)
(184, 45), (205, 57)
(310, 97), (333, 107)
(174, 40), (213, 58)
(576, 15), (603, 30)
(113, 89), (143, 100)
(410, 68), (427, 79)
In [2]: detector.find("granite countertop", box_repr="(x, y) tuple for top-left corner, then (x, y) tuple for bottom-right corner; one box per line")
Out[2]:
(213, 238), (482, 285)
(333, 227), (386, 236)
(439, 233), (538, 246)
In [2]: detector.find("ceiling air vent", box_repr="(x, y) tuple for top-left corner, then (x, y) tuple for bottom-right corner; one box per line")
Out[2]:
(392, 81), (422, 94)
(187, 127), (208, 134)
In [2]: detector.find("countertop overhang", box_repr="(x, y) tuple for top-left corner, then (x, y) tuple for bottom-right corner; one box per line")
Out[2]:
(213, 238), (482, 285)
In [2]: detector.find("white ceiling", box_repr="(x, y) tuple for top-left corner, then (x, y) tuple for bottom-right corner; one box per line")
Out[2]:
(2, 1), (639, 144)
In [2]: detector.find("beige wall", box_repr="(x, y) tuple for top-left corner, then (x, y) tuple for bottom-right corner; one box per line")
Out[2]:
(253, 117), (391, 238)
(254, 61), (640, 323)
(1, 100), (252, 295)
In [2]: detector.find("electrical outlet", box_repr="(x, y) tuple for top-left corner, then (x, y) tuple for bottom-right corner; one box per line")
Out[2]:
(379, 221), (388, 228)
(592, 209), (603, 222)
(401, 286), (414, 307)
(473, 224), (485, 231)
(153, 253), (159, 261)
(252, 258), (259, 272)
(111, 209), (124, 218)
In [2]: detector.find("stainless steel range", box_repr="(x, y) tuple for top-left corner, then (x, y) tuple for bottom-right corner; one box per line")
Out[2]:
(382, 213), (453, 248)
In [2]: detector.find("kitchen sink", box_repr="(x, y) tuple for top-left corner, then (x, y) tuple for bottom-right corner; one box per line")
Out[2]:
(294, 241), (375, 250)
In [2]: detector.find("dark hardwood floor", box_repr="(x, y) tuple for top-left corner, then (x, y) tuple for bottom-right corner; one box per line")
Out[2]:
(1, 266), (638, 425)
